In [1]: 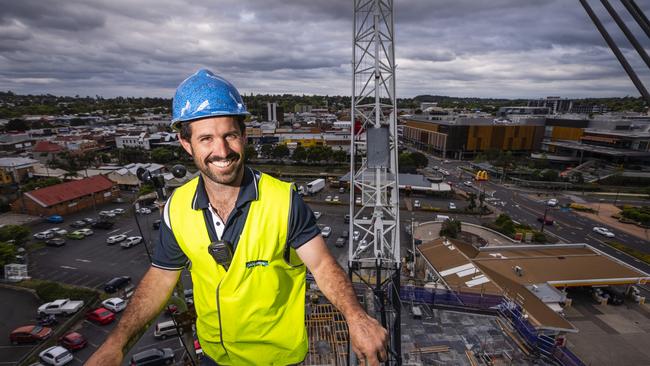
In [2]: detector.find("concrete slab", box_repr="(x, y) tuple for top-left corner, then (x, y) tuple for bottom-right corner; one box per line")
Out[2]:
(597, 314), (645, 334)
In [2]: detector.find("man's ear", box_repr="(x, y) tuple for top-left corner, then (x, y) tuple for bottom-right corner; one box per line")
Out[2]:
(179, 135), (193, 157)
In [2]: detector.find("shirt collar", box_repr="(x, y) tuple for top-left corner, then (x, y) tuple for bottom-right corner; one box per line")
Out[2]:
(192, 167), (260, 210)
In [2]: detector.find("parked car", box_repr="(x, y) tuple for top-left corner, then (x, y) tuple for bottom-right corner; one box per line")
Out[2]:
(37, 313), (58, 326)
(463, 181), (473, 186)
(353, 231), (360, 241)
(102, 297), (127, 313)
(325, 195), (332, 202)
(153, 219), (161, 230)
(333, 195), (340, 202)
(107, 234), (127, 245)
(547, 198), (559, 207)
(46, 215), (64, 224)
(92, 221), (115, 230)
(70, 220), (87, 228)
(121, 236), (143, 249)
(59, 331), (87, 351)
(341, 230), (349, 239)
(414, 200), (421, 208)
(537, 216), (554, 225)
(49, 227), (68, 236)
(34, 231), (55, 240)
(339, 187), (346, 193)
(9, 325), (52, 344)
(313, 211), (322, 220)
(82, 217), (97, 224)
(77, 228), (94, 236)
(448, 202), (456, 210)
(355, 197), (362, 205)
(335, 237), (346, 248)
(38, 299), (84, 316)
(66, 231), (85, 240)
(104, 276), (132, 293)
(359, 239), (370, 251)
(98, 210), (116, 218)
(136, 207), (152, 215)
(45, 238), (66, 247)
(321, 226), (332, 238)
(111, 208), (126, 215)
(86, 307), (115, 325)
(130, 347), (174, 365)
(39, 345), (73, 365)
(593, 226), (615, 238)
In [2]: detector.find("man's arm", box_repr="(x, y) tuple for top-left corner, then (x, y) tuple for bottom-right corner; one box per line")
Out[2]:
(86, 267), (180, 366)
(297, 235), (388, 365)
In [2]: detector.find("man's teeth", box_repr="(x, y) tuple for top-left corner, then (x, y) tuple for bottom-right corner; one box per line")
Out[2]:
(211, 160), (233, 168)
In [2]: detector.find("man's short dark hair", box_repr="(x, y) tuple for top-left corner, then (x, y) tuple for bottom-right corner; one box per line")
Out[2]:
(178, 116), (246, 141)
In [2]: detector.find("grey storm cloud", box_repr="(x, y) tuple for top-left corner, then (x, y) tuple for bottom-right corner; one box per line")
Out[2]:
(0, 0), (648, 98)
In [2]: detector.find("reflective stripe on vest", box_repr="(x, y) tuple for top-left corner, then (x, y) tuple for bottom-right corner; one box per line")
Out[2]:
(168, 174), (307, 365)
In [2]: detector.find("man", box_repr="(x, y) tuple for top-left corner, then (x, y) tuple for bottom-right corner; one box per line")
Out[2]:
(87, 69), (388, 365)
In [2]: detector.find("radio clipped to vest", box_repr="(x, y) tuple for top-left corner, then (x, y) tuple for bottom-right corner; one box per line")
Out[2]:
(207, 240), (234, 271)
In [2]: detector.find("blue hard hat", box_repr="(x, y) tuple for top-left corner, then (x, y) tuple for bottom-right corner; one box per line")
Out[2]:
(171, 69), (249, 130)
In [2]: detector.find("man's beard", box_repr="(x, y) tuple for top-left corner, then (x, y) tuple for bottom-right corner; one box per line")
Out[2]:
(196, 151), (244, 186)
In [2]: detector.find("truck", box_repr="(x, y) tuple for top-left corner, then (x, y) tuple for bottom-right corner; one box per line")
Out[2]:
(38, 299), (84, 316)
(306, 179), (326, 195)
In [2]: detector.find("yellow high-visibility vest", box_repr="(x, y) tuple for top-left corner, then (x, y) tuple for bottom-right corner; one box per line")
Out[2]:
(167, 174), (307, 365)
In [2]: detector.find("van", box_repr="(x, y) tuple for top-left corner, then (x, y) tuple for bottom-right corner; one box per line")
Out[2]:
(154, 320), (181, 339)
(435, 215), (450, 221)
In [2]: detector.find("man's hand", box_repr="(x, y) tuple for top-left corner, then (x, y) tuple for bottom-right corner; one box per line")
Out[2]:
(348, 312), (389, 365)
(85, 338), (123, 366)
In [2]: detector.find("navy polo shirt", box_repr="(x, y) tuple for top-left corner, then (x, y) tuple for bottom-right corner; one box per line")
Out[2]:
(152, 167), (320, 270)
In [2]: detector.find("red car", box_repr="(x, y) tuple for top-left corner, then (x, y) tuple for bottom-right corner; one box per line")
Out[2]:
(10, 325), (52, 344)
(59, 331), (87, 350)
(86, 307), (115, 325)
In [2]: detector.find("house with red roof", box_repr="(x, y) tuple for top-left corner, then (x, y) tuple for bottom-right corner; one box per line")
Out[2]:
(11, 175), (118, 216)
(32, 140), (64, 165)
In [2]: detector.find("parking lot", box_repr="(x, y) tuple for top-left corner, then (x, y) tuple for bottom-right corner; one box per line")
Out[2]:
(8, 179), (486, 364)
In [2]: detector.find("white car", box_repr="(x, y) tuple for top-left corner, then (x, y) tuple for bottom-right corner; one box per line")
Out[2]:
(39, 346), (73, 366)
(593, 227), (615, 238)
(49, 227), (68, 236)
(77, 228), (94, 236)
(99, 210), (116, 218)
(121, 236), (143, 248)
(107, 234), (127, 244)
(463, 181), (473, 187)
(448, 202), (457, 210)
(414, 200), (421, 208)
(102, 297), (127, 313)
(111, 208), (126, 215)
(136, 207), (151, 215)
(353, 231), (360, 241)
(34, 231), (54, 240)
(547, 198), (559, 207)
(313, 211), (321, 220)
(333, 196), (340, 202)
(321, 226), (332, 238)
(325, 195), (332, 202)
(358, 239), (370, 251)
(355, 197), (362, 205)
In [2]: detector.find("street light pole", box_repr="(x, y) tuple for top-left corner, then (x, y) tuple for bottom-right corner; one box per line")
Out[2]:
(540, 204), (549, 233)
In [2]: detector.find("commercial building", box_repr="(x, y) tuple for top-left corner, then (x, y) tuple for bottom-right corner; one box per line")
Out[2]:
(401, 116), (545, 159)
(11, 175), (118, 216)
(0, 157), (38, 185)
(527, 97), (609, 114)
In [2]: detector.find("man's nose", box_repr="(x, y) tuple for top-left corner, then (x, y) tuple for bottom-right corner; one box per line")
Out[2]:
(210, 137), (231, 158)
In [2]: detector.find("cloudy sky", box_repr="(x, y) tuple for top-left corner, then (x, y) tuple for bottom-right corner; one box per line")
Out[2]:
(1, 0), (649, 99)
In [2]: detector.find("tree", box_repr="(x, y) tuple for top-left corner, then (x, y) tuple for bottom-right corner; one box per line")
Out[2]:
(151, 147), (174, 164)
(0, 242), (17, 267)
(467, 192), (477, 211)
(398, 153), (416, 173)
(439, 219), (461, 239)
(244, 145), (257, 163)
(292, 146), (307, 161)
(272, 144), (290, 160)
(332, 150), (348, 163)
(5, 119), (28, 131)
(410, 152), (429, 168)
(260, 144), (273, 158)
(22, 177), (62, 192)
(0, 225), (30, 244)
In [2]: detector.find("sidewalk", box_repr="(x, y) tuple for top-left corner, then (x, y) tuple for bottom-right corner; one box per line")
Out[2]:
(572, 203), (650, 242)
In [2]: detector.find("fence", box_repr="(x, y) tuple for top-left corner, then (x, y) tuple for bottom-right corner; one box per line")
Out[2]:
(399, 285), (503, 311)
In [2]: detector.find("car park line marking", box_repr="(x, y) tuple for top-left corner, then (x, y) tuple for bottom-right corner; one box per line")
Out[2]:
(75, 258), (92, 263)
(108, 229), (120, 235)
(60, 265), (77, 270)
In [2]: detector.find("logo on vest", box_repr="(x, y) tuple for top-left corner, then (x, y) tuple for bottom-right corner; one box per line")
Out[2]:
(246, 260), (269, 268)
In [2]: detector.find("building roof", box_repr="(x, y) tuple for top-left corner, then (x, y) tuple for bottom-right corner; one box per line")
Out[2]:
(417, 239), (649, 333)
(0, 157), (39, 169)
(32, 140), (64, 153)
(544, 140), (650, 157)
(24, 175), (114, 207)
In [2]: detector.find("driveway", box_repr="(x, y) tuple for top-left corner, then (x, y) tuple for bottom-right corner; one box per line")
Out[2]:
(0, 286), (42, 364)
